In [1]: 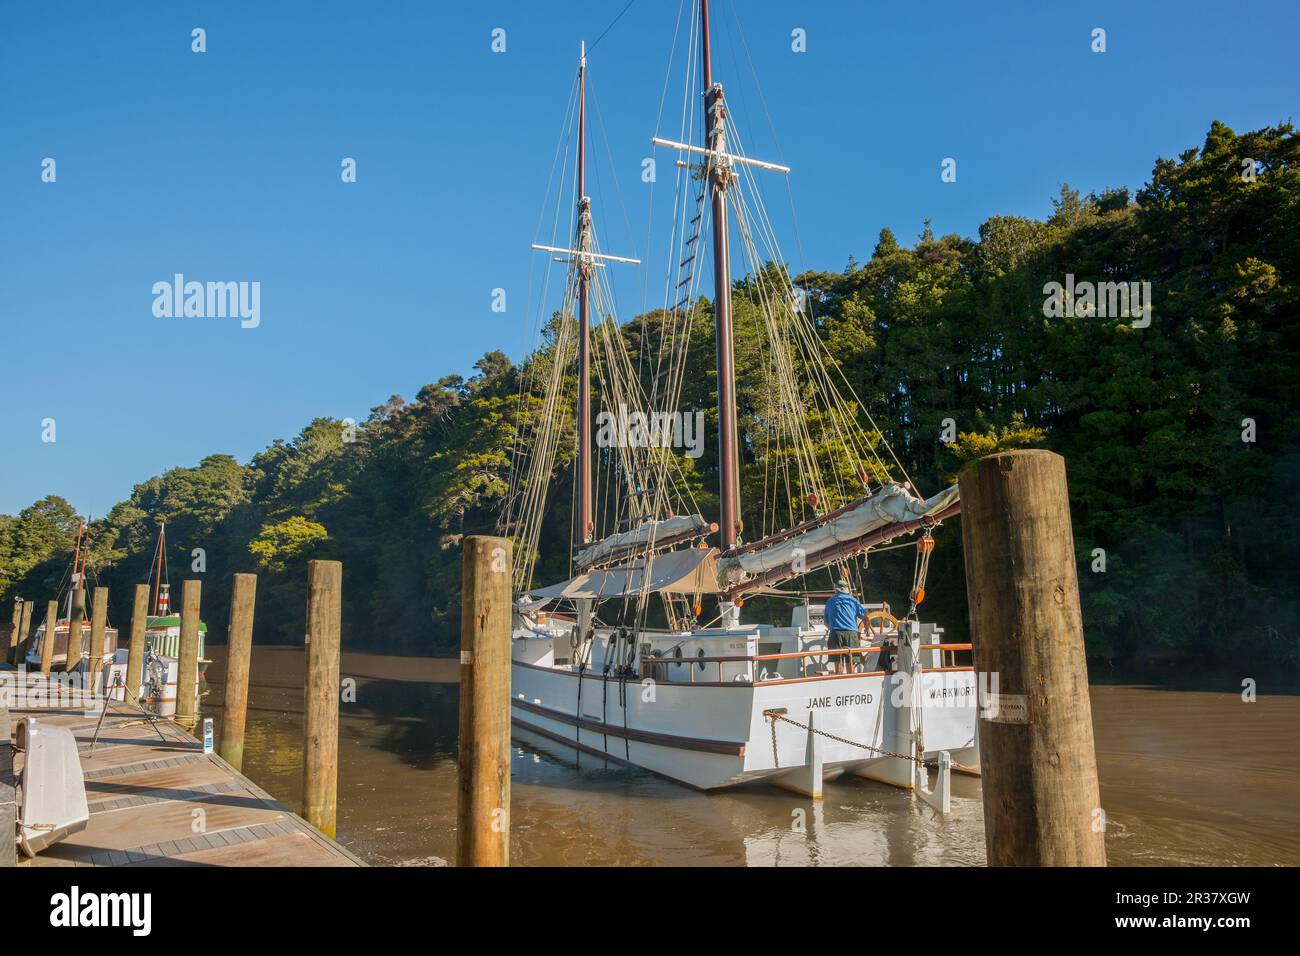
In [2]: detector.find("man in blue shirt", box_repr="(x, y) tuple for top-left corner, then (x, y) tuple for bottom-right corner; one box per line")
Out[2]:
(823, 581), (867, 674)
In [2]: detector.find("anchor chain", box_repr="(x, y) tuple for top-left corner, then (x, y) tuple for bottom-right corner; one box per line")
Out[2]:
(763, 709), (919, 768)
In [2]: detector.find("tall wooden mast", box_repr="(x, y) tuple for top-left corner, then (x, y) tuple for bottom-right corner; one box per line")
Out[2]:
(650, 2), (789, 556)
(700, 0), (740, 551)
(72, 517), (84, 583)
(151, 522), (168, 615)
(65, 517), (85, 618)
(528, 44), (640, 562)
(576, 41), (594, 545)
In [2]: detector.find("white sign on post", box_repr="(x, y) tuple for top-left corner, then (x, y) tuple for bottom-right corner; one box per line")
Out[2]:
(980, 692), (1030, 724)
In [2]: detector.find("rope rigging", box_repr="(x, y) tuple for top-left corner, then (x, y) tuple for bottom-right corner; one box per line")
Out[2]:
(507, 0), (945, 616)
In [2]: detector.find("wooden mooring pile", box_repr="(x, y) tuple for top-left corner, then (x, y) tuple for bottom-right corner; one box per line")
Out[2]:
(1, 560), (360, 867)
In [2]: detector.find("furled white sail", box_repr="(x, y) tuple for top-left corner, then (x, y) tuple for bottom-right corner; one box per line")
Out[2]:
(716, 483), (959, 589)
(523, 547), (720, 602)
(575, 514), (712, 568)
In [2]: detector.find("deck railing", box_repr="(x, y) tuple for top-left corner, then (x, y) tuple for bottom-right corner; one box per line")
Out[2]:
(639, 643), (973, 684)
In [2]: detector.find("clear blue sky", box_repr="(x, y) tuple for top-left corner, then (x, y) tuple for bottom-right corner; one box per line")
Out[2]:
(2, 0), (1296, 519)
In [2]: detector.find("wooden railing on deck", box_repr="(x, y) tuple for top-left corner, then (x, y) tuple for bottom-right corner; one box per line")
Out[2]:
(639, 643), (973, 683)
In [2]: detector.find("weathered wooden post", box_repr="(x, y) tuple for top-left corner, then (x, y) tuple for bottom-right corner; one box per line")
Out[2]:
(62, 587), (86, 674)
(125, 583), (149, 705)
(455, 535), (512, 867)
(87, 586), (109, 693)
(7, 599), (21, 665)
(175, 579), (202, 732)
(220, 573), (257, 771)
(958, 449), (1106, 866)
(39, 600), (58, 677)
(12, 600), (33, 666)
(302, 561), (341, 837)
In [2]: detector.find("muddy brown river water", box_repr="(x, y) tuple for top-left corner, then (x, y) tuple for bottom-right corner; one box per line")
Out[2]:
(202, 647), (1300, 866)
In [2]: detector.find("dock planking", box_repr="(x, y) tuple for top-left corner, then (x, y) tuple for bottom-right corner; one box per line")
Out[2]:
(3, 668), (363, 867)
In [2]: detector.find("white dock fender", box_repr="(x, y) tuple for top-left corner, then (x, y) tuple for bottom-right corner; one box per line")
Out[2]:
(917, 749), (952, 814)
(772, 711), (824, 800)
(15, 717), (89, 857)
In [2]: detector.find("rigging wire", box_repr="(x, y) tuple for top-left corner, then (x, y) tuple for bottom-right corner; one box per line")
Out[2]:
(586, 0), (638, 56)
(723, 0), (808, 270)
(511, 0), (941, 609)
(643, 0), (690, 325)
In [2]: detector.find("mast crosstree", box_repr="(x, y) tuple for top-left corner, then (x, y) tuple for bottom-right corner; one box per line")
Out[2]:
(530, 41), (640, 551)
(651, 0), (789, 553)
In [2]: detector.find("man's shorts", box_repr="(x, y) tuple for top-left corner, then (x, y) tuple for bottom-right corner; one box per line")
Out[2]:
(828, 629), (858, 650)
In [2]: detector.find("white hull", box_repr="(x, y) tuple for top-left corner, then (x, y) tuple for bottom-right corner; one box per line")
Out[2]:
(24, 623), (118, 670)
(510, 612), (979, 793)
(103, 650), (185, 717)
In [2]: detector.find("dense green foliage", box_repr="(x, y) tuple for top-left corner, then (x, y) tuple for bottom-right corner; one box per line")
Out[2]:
(2, 122), (1295, 667)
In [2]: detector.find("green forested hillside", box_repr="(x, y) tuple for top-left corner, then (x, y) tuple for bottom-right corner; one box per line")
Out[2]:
(2, 122), (1296, 668)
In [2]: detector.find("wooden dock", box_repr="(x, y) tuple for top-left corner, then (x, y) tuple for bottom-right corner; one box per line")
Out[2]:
(2, 668), (363, 867)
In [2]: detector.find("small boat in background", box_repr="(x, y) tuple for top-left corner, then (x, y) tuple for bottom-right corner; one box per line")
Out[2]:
(28, 520), (207, 716)
(102, 522), (209, 716)
(26, 618), (118, 672)
(142, 575), (210, 671)
(108, 587), (210, 716)
(26, 517), (117, 671)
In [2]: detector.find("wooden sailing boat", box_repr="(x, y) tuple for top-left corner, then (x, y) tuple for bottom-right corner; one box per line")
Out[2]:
(504, 3), (977, 801)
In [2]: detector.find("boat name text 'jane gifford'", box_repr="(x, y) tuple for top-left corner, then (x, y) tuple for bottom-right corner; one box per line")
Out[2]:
(151, 273), (260, 328)
(807, 693), (874, 709)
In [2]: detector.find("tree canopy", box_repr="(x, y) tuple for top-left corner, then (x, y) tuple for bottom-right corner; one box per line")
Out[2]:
(2, 121), (1295, 669)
